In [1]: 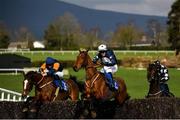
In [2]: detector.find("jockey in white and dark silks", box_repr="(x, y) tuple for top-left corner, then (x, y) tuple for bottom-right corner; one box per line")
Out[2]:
(39, 57), (68, 94)
(93, 44), (118, 91)
(154, 60), (170, 96)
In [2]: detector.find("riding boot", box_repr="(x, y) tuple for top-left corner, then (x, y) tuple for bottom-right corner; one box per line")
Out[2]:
(160, 83), (169, 96)
(164, 83), (170, 93)
(105, 72), (116, 90)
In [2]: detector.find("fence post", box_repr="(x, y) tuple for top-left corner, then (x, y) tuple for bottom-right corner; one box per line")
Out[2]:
(19, 97), (22, 101)
(1, 92), (4, 101)
(15, 69), (18, 75)
(13, 95), (16, 101)
(7, 94), (10, 101)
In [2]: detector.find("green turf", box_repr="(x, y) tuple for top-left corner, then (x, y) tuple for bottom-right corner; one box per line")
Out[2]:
(0, 68), (179, 99)
(0, 74), (24, 92)
(69, 68), (180, 98)
(13, 51), (175, 62)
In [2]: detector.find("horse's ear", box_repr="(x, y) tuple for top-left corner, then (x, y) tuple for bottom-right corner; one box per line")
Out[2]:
(87, 48), (89, 52)
(79, 49), (81, 53)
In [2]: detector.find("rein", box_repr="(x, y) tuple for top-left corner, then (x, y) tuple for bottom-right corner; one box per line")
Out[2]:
(37, 75), (44, 85)
(36, 75), (53, 89)
(85, 73), (100, 88)
(39, 81), (53, 89)
(84, 54), (101, 89)
(148, 90), (162, 96)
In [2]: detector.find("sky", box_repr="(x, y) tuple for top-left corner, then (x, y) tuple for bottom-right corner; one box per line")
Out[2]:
(59, 0), (175, 16)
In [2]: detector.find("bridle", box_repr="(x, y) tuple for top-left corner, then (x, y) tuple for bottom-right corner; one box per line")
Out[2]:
(148, 90), (162, 96)
(79, 51), (101, 89)
(25, 72), (53, 90)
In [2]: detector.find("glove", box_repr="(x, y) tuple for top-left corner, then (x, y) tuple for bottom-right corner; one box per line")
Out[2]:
(44, 69), (49, 73)
(41, 69), (49, 76)
(42, 72), (47, 76)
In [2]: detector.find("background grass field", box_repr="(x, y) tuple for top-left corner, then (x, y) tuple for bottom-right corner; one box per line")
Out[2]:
(0, 50), (179, 99)
(0, 67), (179, 99)
(12, 50), (175, 62)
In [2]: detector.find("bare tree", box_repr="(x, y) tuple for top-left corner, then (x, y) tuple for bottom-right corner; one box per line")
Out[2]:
(111, 22), (142, 49)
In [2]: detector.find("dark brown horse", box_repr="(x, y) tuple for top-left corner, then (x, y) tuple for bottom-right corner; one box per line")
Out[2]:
(22, 71), (79, 102)
(146, 63), (174, 98)
(73, 49), (129, 104)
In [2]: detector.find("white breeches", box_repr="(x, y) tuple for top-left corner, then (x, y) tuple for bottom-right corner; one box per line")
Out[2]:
(100, 64), (118, 74)
(55, 71), (64, 78)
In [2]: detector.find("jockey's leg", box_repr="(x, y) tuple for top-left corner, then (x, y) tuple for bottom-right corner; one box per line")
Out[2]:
(54, 72), (68, 91)
(103, 65), (118, 91)
(60, 79), (68, 91)
(104, 72), (115, 88)
(53, 79), (60, 97)
(164, 83), (169, 92)
(160, 83), (169, 96)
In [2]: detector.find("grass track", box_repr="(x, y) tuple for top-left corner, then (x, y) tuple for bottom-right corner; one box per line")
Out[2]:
(0, 68), (179, 99)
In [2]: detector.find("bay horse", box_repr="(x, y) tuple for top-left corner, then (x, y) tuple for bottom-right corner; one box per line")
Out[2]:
(22, 71), (79, 102)
(146, 63), (174, 98)
(73, 49), (129, 104)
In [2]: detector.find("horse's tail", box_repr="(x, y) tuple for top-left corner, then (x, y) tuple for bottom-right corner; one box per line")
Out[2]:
(69, 75), (84, 93)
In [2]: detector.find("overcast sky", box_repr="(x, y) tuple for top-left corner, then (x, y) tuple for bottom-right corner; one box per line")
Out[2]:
(59, 0), (175, 16)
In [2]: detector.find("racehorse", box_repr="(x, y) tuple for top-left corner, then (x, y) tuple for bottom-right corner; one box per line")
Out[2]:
(73, 49), (129, 104)
(146, 63), (174, 98)
(22, 71), (79, 102)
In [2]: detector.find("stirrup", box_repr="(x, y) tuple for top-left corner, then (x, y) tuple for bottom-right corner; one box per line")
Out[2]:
(55, 87), (60, 97)
(53, 87), (60, 101)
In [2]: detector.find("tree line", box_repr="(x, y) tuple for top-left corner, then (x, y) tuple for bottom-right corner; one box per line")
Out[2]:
(0, 0), (179, 52)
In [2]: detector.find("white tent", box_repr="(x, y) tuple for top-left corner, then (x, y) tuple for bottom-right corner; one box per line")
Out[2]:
(33, 41), (45, 48)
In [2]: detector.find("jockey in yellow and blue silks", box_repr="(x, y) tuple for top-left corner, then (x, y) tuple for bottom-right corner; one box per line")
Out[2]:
(39, 57), (68, 92)
(93, 44), (118, 91)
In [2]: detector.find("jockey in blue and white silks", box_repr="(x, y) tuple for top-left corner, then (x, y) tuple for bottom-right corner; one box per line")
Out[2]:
(154, 60), (170, 95)
(93, 44), (118, 91)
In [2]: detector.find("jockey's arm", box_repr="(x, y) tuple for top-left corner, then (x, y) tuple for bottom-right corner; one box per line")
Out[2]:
(93, 54), (99, 64)
(48, 62), (62, 76)
(40, 63), (46, 73)
(104, 55), (117, 66)
(104, 50), (117, 66)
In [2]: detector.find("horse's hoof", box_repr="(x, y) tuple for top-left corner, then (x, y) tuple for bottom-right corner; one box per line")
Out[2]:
(79, 115), (85, 119)
(30, 108), (37, 113)
(91, 110), (97, 118)
(22, 108), (28, 112)
(83, 109), (89, 116)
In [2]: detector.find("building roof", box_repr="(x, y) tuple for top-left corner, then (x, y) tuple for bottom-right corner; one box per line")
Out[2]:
(33, 41), (45, 48)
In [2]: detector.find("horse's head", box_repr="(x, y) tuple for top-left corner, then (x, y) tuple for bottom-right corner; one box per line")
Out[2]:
(22, 71), (40, 98)
(73, 49), (89, 72)
(147, 63), (159, 83)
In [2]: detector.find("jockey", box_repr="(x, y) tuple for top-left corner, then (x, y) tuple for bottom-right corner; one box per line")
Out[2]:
(154, 60), (170, 96)
(93, 44), (118, 91)
(39, 57), (68, 94)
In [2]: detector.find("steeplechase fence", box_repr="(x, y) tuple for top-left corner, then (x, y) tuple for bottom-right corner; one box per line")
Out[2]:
(0, 87), (23, 102)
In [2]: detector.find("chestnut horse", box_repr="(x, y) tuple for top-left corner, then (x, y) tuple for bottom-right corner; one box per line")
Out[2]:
(146, 63), (174, 98)
(22, 71), (79, 102)
(73, 49), (129, 104)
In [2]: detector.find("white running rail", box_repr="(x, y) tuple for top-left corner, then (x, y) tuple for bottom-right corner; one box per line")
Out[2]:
(0, 88), (23, 102)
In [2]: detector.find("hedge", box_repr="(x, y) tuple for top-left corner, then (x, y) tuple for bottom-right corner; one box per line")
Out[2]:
(0, 98), (180, 119)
